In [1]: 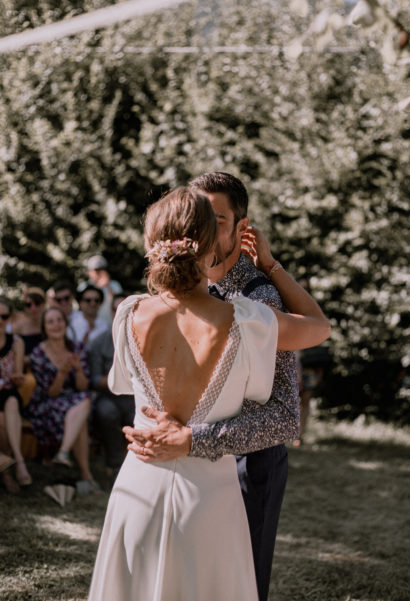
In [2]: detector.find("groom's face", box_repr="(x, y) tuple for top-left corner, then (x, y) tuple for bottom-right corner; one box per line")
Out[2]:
(206, 192), (249, 281)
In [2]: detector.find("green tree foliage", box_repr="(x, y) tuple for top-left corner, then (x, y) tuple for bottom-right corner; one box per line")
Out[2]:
(0, 0), (409, 420)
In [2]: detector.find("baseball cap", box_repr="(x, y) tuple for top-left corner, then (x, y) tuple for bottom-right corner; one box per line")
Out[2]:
(87, 255), (108, 270)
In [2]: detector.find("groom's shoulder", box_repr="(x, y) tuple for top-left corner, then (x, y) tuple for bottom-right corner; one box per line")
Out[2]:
(238, 259), (283, 310)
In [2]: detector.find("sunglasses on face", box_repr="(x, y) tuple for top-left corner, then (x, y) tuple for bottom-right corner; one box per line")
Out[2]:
(0, 313), (10, 321)
(24, 300), (43, 309)
(55, 294), (71, 303)
(82, 297), (102, 304)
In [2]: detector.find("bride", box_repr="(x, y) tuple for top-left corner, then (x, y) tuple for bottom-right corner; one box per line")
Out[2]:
(88, 186), (330, 601)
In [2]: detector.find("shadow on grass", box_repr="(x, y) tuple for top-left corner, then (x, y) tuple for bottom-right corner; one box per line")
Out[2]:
(312, 435), (410, 458)
(1, 437), (409, 601)
(0, 455), (109, 601)
(270, 438), (410, 601)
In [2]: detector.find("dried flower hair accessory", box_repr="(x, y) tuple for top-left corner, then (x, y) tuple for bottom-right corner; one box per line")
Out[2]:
(146, 237), (199, 263)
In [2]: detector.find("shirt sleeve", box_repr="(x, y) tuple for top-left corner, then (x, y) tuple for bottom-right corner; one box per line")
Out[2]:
(190, 395), (299, 461)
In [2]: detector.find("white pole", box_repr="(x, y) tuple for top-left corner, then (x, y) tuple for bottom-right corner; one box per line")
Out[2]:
(0, 0), (186, 54)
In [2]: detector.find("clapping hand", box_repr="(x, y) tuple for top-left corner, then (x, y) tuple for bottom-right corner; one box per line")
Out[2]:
(59, 355), (75, 376)
(70, 353), (83, 372)
(11, 373), (25, 388)
(123, 406), (192, 462)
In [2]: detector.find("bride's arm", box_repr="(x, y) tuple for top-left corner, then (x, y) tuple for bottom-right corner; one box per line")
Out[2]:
(242, 227), (331, 351)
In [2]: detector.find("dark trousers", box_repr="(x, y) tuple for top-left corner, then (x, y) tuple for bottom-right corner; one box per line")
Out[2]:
(94, 394), (135, 469)
(236, 444), (288, 601)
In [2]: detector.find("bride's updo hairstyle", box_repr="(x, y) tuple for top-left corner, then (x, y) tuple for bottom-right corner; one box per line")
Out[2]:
(144, 187), (217, 296)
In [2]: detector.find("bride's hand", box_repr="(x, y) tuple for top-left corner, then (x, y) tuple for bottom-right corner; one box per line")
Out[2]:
(241, 226), (275, 274)
(123, 406), (192, 462)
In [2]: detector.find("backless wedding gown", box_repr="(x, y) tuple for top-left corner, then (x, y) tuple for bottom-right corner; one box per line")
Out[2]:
(88, 294), (278, 601)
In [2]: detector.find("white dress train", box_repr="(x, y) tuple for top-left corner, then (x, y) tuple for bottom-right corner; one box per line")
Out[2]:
(88, 294), (278, 601)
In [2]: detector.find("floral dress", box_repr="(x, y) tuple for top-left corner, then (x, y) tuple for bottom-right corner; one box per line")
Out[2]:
(25, 343), (90, 445)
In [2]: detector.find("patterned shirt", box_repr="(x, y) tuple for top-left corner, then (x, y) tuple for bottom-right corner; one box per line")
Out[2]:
(190, 253), (300, 461)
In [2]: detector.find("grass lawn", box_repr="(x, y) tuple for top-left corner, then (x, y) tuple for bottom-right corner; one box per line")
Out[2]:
(1, 417), (409, 601)
(271, 418), (410, 601)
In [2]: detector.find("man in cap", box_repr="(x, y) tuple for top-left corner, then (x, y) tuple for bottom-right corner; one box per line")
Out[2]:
(86, 255), (123, 326)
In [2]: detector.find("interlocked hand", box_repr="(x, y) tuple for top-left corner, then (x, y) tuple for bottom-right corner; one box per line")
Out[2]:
(123, 406), (192, 463)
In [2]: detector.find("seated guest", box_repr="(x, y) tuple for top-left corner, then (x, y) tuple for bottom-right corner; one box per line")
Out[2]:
(12, 287), (46, 359)
(71, 285), (108, 347)
(0, 296), (32, 493)
(26, 307), (100, 492)
(88, 294), (134, 480)
(48, 280), (81, 342)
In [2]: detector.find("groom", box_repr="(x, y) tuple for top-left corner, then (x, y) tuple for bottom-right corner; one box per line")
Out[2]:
(124, 172), (299, 601)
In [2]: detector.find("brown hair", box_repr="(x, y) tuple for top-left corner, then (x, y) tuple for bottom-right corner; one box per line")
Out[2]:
(144, 187), (217, 295)
(189, 172), (248, 224)
(41, 307), (73, 351)
(24, 287), (46, 307)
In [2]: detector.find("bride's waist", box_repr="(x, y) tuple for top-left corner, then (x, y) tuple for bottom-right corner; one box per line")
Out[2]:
(133, 405), (197, 430)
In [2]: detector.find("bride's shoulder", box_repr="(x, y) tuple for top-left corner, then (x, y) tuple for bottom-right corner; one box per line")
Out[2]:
(114, 293), (151, 323)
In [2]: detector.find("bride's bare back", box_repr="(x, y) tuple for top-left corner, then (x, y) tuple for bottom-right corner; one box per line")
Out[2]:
(131, 294), (234, 424)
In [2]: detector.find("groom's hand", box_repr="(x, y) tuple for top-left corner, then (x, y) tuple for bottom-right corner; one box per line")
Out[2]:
(123, 406), (192, 462)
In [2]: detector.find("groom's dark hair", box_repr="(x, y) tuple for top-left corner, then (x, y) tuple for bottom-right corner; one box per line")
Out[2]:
(189, 172), (248, 224)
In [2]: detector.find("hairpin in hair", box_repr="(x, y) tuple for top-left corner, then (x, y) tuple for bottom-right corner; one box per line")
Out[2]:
(146, 237), (199, 263)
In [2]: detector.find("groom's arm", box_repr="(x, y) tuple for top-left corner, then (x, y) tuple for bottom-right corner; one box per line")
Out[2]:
(190, 394), (299, 461)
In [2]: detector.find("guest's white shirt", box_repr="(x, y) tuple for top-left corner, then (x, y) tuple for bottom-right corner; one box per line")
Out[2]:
(66, 310), (82, 342)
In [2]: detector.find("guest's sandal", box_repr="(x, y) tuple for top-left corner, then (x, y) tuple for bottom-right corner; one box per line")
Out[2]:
(16, 461), (33, 486)
(0, 452), (16, 473)
(52, 449), (73, 468)
(76, 478), (102, 495)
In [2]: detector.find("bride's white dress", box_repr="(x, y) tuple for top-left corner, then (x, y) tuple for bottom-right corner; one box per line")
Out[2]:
(88, 294), (278, 601)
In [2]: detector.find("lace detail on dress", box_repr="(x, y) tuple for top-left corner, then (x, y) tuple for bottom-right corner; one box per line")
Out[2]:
(126, 297), (164, 412)
(188, 321), (240, 426)
(125, 296), (242, 424)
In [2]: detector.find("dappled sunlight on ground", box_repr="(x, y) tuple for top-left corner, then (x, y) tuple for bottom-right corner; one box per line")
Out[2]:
(270, 416), (410, 601)
(348, 460), (386, 471)
(276, 533), (383, 565)
(306, 411), (410, 447)
(36, 515), (101, 542)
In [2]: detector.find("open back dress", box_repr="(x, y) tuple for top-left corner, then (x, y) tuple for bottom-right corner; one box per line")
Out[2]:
(88, 294), (278, 601)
